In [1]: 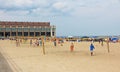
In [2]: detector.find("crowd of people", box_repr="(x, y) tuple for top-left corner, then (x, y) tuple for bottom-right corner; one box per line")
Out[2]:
(12, 37), (109, 56)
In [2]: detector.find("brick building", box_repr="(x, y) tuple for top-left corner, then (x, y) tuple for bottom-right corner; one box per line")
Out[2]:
(0, 21), (56, 38)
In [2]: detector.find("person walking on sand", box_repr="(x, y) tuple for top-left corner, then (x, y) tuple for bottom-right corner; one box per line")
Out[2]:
(70, 43), (74, 52)
(18, 39), (20, 46)
(16, 39), (20, 47)
(54, 39), (57, 46)
(30, 39), (32, 46)
(39, 38), (42, 46)
(16, 39), (18, 47)
(90, 43), (95, 56)
(101, 40), (104, 46)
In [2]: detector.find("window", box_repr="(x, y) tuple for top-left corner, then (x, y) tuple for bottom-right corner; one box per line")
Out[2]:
(1, 28), (5, 31)
(30, 27), (35, 32)
(11, 28), (17, 32)
(46, 28), (50, 32)
(41, 27), (46, 32)
(6, 28), (11, 31)
(18, 28), (22, 32)
(23, 28), (29, 32)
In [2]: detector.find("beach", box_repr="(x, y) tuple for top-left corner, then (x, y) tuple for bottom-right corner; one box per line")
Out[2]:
(0, 50), (13, 72)
(0, 39), (120, 72)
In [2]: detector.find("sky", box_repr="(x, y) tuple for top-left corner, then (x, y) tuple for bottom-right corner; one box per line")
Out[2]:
(0, 0), (120, 36)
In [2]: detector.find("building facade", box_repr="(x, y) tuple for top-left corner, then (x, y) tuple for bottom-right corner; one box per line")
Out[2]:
(0, 21), (56, 38)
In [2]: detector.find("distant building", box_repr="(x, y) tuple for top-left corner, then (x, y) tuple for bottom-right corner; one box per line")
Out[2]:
(0, 21), (56, 38)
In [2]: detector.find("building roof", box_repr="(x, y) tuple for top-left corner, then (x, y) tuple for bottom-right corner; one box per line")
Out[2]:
(0, 21), (50, 27)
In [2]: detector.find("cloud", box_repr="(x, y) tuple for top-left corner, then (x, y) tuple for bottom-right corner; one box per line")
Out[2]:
(0, 0), (120, 18)
(0, 0), (32, 9)
(6, 10), (29, 16)
(0, 10), (5, 14)
(52, 2), (70, 12)
(31, 8), (52, 16)
(0, 0), (50, 10)
(0, 9), (29, 16)
(0, 0), (120, 36)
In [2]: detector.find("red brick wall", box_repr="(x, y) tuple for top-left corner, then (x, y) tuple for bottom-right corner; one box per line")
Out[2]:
(0, 21), (50, 27)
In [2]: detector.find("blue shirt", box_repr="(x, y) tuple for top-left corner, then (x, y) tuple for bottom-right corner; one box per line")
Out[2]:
(90, 44), (95, 51)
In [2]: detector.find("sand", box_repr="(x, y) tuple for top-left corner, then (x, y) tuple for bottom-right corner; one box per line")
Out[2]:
(0, 39), (120, 72)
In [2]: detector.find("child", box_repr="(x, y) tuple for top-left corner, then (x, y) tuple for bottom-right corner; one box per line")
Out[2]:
(90, 43), (95, 56)
(70, 43), (74, 52)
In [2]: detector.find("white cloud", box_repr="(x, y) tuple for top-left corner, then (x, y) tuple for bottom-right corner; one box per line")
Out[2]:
(32, 8), (52, 16)
(0, 0), (120, 36)
(70, 0), (120, 17)
(52, 2), (67, 11)
(6, 10), (29, 16)
(0, 0), (120, 18)
(0, 0), (50, 9)
(0, 10), (5, 14)
(0, 0), (33, 8)
(0, 10), (29, 18)
(13, 0), (33, 7)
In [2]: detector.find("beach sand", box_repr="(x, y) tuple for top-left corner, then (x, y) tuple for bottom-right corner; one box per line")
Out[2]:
(0, 40), (120, 72)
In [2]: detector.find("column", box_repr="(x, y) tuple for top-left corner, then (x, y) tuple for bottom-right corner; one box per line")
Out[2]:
(39, 27), (41, 37)
(34, 32), (35, 37)
(10, 30), (12, 37)
(28, 26), (30, 37)
(22, 26), (24, 37)
(10, 26), (12, 37)
(50, 26), (53, 37)
(39, 32), (41, 37)
(45, 27), (47, 37)
(3, 26), (5, 38)
(4, 31), (5, 38)
(34, 26), (35, 37)
(16, 26), (18, 37)
(54, 26), (56, 37)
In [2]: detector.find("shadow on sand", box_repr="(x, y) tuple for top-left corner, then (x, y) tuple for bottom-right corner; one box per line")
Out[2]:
(0, 52), (13, 72)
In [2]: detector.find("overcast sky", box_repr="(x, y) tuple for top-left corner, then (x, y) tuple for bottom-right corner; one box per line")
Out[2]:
(0, 0), (120, 36)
